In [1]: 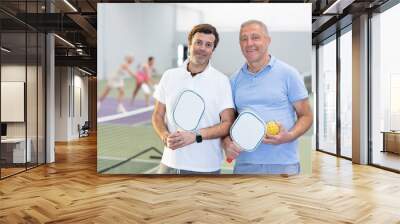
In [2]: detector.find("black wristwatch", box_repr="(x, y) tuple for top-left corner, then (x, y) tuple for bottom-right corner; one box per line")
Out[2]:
(194, 130), (203, 143)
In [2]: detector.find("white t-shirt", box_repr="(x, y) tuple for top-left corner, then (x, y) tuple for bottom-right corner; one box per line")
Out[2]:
(153, 61), (234, 172)
(107, 66), (129, 88)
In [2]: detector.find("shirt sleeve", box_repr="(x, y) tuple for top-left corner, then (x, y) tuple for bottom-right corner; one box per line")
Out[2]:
(153, 71), (167, 104)
(229, 73), (239, 109)
(287, 69), (309, 104)
(217, 76), (235, 114)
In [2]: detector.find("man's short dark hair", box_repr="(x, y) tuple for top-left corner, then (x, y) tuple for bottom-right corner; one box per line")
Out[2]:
(188, 24), (219, 50)
(148, 56), (154, 62)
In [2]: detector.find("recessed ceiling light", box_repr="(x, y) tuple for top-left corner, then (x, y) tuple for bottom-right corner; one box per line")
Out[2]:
(54, 34), (75, 48)
(1, 47), (11, 53)
(78, 67), (93, 76)
(63, 0), (78, 12)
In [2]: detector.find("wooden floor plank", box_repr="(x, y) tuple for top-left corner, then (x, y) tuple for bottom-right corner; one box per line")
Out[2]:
(0, 134), (400, 223)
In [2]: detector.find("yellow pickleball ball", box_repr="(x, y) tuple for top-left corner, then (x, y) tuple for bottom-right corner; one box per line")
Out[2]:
(265, 121), (280, 136)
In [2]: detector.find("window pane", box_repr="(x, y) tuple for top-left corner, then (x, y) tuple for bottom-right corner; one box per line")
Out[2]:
(340, 30), (352, 158)
(1, 31), (27, 177)
(27, 31), (38, 169)
(318, 37), (337, 154)
(371, 3), (400, 171)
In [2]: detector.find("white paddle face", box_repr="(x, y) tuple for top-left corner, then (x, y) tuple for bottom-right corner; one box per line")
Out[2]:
(173, 90), (205, 131)
(230, 111), (265, 152)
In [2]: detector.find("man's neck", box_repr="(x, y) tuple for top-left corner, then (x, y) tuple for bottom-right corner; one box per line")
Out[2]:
(247, 54), (270, 74)
(187, 60), (208, 76)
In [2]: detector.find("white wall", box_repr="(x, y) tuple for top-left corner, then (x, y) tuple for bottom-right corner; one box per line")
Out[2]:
(55, 67), (69, 141)
(1, 65), (28, 138)
(176, 3), (311, 33)
(175, 31), (311, 76)
(98, 3), (311, 78)
(72, 74), (89, 138)
(55, 67), (89, 141)
(98, 4), (177, 79)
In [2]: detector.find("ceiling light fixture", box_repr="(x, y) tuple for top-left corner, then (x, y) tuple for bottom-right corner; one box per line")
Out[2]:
(54, 34), (75, 48)
(1, 47), (11, 53)
(78, 67), (93, 76)
(322, 0), (354, 15)
(63, 0), (78, 12)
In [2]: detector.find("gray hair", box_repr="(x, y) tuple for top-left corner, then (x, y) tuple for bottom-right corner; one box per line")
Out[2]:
(240, 20), (269, 37)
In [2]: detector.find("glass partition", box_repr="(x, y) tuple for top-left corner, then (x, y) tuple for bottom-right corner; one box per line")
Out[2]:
(317, 36), (337, 155)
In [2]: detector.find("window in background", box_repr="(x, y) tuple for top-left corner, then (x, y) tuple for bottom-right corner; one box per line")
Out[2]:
(1, 31), (28, 178)
(318, 36), (337, 155)
(339, 29), (352, 158)
(371, 3), (400, 171)
(0, 0), (47, 179)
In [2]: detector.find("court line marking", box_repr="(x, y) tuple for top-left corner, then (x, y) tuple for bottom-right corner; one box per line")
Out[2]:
(144, 165), (160, 174)
(131, 120), (152, 127)
(98, 147), (162, 173)
(98, 105), (154, 123)
(98, 156), (160, 163)
(98, 157), (235, 173)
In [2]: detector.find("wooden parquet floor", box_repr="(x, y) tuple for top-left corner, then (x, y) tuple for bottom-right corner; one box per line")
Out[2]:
(1, 135), (400, 224)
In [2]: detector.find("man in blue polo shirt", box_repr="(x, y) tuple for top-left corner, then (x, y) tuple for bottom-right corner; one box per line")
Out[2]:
(223, 20), (313, 175)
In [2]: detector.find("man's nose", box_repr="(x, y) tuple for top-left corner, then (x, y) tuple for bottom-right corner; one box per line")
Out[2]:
(245, 38), (254, 46)
(198, 44), (206, 50)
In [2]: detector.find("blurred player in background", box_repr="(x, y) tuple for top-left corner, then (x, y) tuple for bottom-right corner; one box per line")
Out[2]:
(131, 56), (156, 106)
(98, 55), (135, 113)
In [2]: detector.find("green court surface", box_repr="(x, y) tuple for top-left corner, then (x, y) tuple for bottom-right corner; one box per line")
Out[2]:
(98, 159), (160, 174)
(97, 122), (312, 174)
(97, 123), (163, 173)
(97, 123), (238, 174)
(97, 122), (236, 174)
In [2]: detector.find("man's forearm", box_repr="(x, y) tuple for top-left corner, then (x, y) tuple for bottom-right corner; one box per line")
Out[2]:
(288, 114), (313, 141)
(199, 120), (233, 140)
(152, 114), (169, 142)
(199, 108), (235, 140)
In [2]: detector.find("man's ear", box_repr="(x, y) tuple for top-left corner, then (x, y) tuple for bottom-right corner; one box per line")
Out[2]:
(266, 35), (271, 45)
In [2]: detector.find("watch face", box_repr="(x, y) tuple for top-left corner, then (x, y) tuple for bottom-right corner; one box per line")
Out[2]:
(196, 134), (202, 143)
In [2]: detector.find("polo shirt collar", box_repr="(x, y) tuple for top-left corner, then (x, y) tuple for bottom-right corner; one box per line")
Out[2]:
(241, 55), (276, 77)
(182, 58), (212, 76)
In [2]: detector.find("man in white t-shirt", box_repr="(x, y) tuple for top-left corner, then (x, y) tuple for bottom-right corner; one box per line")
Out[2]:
(152, 24), (235, 174)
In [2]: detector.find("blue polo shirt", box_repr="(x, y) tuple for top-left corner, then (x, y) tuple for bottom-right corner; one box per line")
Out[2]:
(230, 56), (308, 165)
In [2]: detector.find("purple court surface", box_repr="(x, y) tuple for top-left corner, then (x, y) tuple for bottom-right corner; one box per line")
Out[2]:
(98, 98), (154, 126)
